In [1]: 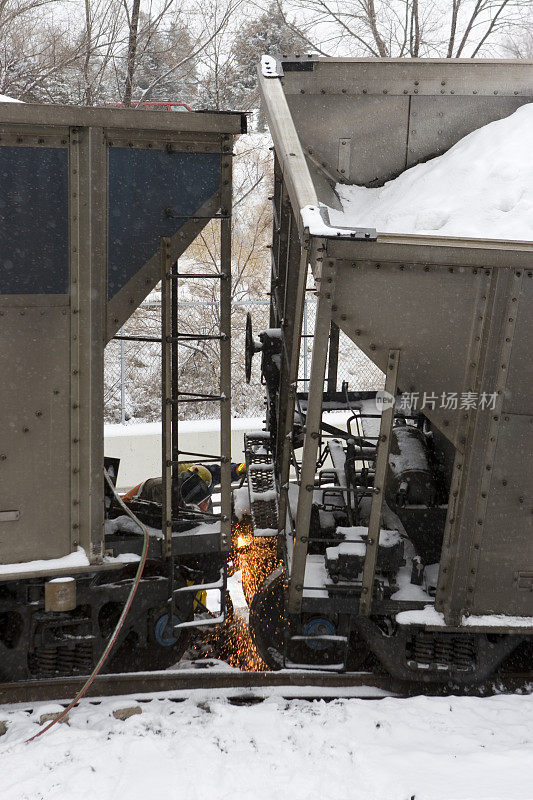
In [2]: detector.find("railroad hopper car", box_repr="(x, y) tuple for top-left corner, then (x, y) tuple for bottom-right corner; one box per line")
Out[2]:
(0, 103), (245, 681)
(246, 57), (533, 682)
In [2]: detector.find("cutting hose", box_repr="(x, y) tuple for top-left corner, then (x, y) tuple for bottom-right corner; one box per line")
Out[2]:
(25, 468), (149, 743)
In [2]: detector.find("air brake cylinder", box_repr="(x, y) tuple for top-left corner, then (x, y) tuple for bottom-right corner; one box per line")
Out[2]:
(386, 421), (437, 509)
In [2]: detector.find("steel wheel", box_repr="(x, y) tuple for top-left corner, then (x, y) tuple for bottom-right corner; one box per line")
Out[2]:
(249, 567), (286, 670)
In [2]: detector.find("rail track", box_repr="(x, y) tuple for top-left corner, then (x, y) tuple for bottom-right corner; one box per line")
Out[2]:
(1, 668), (531, 707)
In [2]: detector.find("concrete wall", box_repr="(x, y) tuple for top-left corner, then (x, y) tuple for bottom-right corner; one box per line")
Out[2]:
(104, 417), (263, 491)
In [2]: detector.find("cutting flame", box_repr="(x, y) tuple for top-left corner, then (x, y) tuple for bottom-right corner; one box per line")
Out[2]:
(195, 520), (281, 671)
(232, 521), (280, 608)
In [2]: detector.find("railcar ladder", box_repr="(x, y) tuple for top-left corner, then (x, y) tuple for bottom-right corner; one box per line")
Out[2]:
(160, 234), (232, 629)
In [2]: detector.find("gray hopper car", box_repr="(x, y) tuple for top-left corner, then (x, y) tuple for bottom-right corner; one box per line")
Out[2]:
(0, 103), (245, 681)
(246, 57), (533, 682)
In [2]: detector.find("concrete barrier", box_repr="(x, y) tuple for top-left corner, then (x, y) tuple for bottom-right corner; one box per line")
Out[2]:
(104, 417), (263, 491)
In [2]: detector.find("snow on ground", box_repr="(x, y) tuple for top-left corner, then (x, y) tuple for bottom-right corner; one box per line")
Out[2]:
(327, 103), (533, 241)
(1, 692), (532, 800)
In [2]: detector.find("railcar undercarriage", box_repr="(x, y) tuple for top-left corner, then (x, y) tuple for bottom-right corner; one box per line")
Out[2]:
(246, 387), (525, 683)
(0, 480), (229, 683)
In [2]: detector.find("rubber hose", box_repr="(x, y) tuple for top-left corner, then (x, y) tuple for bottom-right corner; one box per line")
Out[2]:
(25, 468), (150, 743)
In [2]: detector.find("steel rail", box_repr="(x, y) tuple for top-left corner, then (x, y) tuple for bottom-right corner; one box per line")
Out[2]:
(0, 671), (402, 705)
(1, 669), (530, 706)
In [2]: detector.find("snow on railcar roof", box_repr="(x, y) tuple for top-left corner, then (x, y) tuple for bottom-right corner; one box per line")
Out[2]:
(325, 103), (533, 242)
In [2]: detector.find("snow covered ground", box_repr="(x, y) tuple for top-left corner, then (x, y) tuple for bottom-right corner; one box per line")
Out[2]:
(327, 104), (533, 241)
(1, 692), (532, 800)
(1, 573), (532, 799)
(1, 571), (531, 799)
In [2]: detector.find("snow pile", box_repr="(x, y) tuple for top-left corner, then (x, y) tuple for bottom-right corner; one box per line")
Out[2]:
(2, 693), (533, 799)
(0, 94), (22, 103)
(327, 103), (533, 241)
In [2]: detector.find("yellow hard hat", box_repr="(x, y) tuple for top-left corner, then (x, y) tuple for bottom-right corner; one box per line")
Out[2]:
(177, 463), (212, 487)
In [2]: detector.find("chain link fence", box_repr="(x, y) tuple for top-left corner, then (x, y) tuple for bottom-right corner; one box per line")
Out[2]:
(104, 297), (384, 424)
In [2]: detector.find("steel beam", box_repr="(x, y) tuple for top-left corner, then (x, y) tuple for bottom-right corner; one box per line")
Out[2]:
(0, 102), (245, 134)
(219, 148), (233, 552)
(161, 238), (173, 559)
(70, 126), (107, 562)
(358, 350), (400, 616)
(287, 258), (337, 615)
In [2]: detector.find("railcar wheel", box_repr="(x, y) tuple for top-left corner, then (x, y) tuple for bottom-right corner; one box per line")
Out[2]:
(105, 606), (192, 673)
(249, 567), (286, 669)
(249, 568), (373, 672)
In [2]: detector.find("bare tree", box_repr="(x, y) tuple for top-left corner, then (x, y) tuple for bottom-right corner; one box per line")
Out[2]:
(0, 0), (84, 100)
(123, 0), (142, 105)
(76, 0), (126, 105)
(503, 12), (533, 57)
(274, 0), (530, 58)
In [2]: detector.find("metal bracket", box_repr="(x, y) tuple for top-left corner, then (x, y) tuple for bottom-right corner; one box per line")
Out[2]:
(0, 510), (20, 522)
(261, 53), (319, 78)
(300, 205), (377, 241)
(337, 138), (351, 176)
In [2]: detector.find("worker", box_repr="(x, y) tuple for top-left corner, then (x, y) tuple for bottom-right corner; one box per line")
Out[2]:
(122, 462), (246, 514)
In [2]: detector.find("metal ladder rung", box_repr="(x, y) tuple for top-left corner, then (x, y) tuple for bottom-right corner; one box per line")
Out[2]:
(113, 335), (162, 343)
(167, 334), (227, 342)
(169, 452), (228, 463)
(167, 393), (226, 404)
(174, 574), (224, 594)
(168, 273), (225, 280)
(174, 614), (225, 630)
